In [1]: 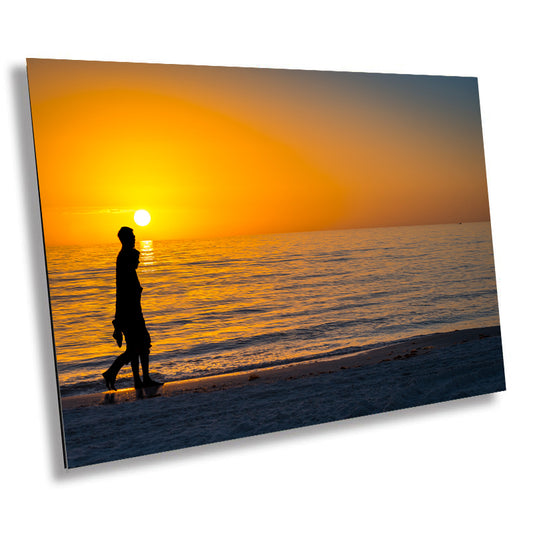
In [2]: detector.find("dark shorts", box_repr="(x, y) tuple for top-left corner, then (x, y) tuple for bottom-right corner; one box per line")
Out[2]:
(123, 320), (152, 354)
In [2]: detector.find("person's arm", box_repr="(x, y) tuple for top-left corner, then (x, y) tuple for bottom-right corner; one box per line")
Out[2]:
(112, 318), (123, 347)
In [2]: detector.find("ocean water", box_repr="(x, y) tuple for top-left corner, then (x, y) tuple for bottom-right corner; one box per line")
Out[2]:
(46, 222), (500, 397)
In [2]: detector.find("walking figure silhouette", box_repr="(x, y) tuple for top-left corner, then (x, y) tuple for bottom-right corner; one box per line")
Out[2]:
(103, 226), (162, 390)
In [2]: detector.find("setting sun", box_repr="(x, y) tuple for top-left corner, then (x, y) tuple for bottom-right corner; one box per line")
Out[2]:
(134, 209), (151, 227)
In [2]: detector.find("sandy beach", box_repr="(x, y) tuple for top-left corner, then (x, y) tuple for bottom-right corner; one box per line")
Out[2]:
(60, 326), (505, 468)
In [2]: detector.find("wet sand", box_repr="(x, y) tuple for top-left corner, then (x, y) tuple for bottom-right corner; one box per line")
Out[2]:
(62, 326), (501, 410)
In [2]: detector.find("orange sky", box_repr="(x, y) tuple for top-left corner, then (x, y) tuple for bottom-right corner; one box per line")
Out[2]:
(27, 59), (490, 245)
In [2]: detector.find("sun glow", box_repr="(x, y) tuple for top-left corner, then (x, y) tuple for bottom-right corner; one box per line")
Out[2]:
(134, 209), (151, 226)
(27, 59), (491, 245)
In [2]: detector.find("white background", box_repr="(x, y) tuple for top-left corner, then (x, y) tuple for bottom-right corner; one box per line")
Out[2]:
(1, 2), (531, 531)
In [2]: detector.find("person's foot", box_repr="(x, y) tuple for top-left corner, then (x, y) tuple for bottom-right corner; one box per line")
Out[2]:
(102, 371), (116, 391)
(143, 377), (163, 388)
(134, 378), (144, 390)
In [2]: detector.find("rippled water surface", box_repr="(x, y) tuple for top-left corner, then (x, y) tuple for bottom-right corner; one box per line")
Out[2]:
(46, 223), (500, 396)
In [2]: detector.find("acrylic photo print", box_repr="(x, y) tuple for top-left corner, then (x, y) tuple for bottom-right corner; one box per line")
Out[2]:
(27, 59), (505, 468)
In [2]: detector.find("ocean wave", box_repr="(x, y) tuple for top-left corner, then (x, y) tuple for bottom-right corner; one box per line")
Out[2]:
(50, 224), (500, 396)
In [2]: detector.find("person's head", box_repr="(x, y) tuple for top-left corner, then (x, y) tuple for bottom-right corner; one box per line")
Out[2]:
(117, 226), (135, 248)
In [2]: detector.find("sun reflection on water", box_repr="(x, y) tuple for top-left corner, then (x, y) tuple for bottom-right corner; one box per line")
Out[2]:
(139, 240), (155, 269)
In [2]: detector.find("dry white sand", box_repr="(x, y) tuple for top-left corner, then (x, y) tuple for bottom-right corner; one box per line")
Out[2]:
(61, 326), (505, 468)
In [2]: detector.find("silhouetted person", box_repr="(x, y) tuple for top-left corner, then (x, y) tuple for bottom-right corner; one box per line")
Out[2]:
(102, 226), (162, 390)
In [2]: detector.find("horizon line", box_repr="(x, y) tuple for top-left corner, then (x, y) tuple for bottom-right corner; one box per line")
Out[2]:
(44, 219), (491, 248)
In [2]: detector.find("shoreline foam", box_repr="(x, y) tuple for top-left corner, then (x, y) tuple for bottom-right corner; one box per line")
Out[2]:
(62, 326), (501, 410)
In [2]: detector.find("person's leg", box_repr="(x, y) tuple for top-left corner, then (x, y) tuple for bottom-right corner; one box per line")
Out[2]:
(129, 352), (143, 389)
(138, 350), (160, 386)
(138, 324), (162, 387)
(103, 349), (133, 390)
(123, 327), (144, 388)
